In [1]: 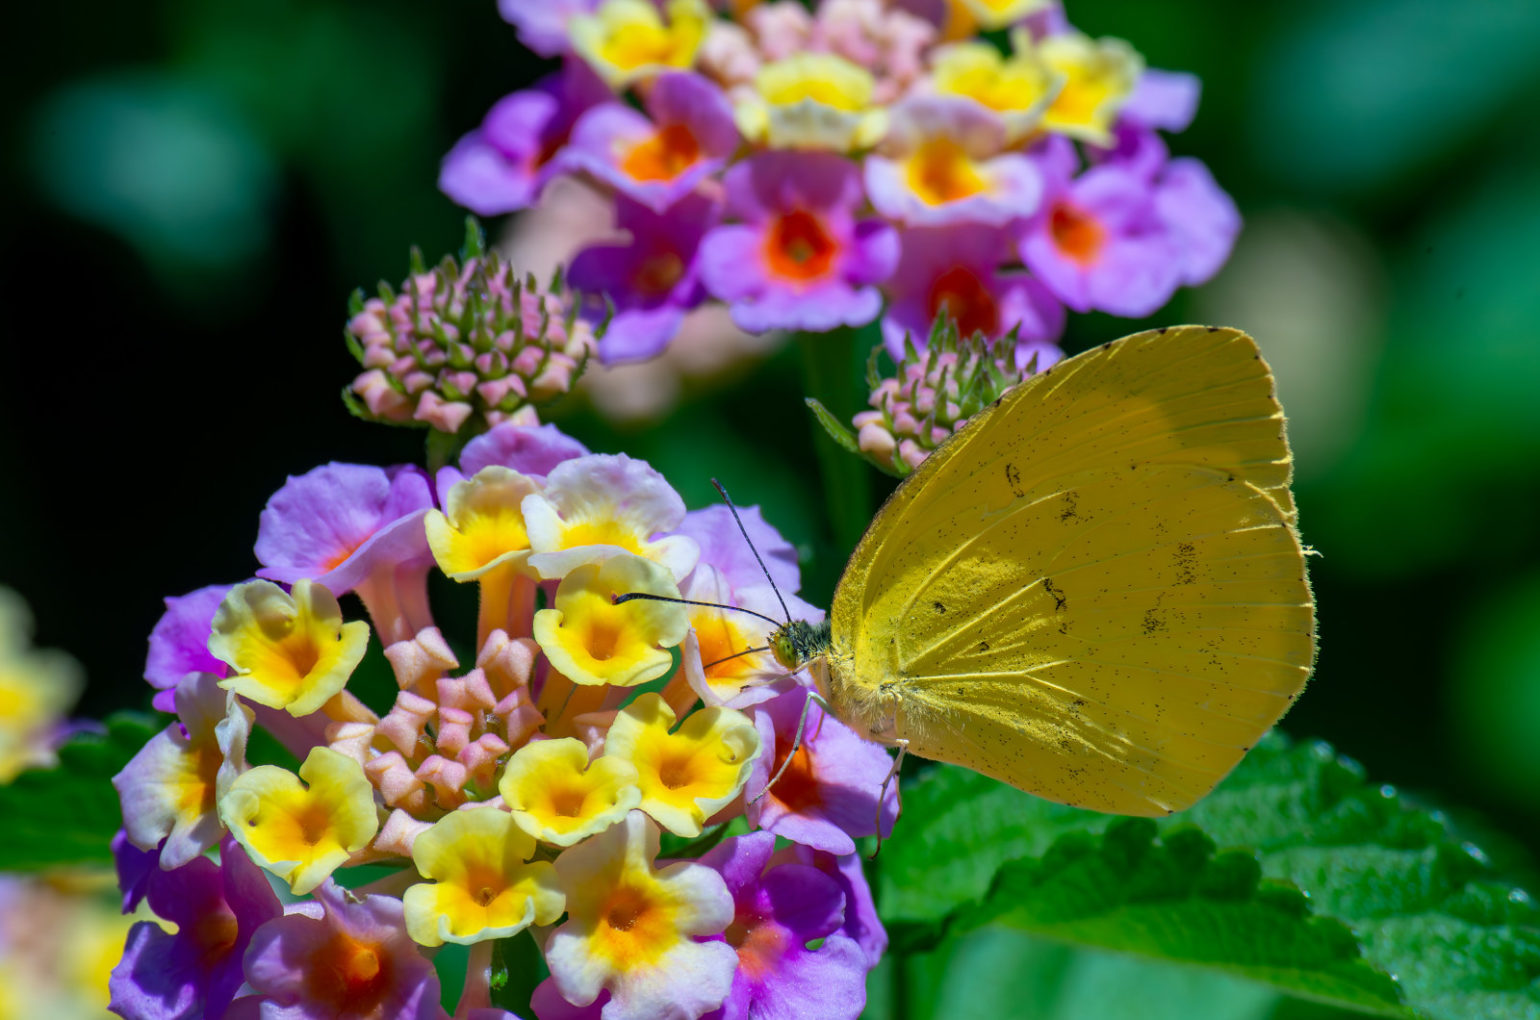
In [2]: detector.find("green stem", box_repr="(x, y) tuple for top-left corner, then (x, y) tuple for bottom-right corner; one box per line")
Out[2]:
(796, 329), (874, 590)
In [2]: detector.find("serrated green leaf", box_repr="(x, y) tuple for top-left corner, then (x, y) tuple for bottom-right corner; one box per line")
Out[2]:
(0, 712), (160, 871)
(805, 397), (861, 455)
(880, 734), (1540, 1019)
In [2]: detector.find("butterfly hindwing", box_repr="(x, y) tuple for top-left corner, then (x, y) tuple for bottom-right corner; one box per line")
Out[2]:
(827, 327), (1315, 815)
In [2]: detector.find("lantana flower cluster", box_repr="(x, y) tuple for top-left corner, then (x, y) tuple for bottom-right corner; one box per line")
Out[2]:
(0, 586), (83, 784)
(109, 421), (894, 1020)
(445, 0), (1239, 370)
(345, 225), (596, 437)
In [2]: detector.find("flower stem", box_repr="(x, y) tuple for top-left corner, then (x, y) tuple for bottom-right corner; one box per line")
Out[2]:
(796, 328), (874, 588)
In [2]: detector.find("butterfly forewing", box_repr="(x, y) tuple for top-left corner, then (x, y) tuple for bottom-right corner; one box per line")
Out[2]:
(828, 326), (1315, 815)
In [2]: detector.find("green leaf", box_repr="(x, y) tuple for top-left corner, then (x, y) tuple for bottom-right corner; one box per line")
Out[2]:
(805, 396), (861, 455)
(880, 734), (1540, 1019)
(0, 712), (160, 871)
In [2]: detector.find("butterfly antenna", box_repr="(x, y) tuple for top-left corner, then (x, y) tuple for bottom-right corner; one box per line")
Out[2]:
(612, 592), (785, 629)
(711, 478), (792, 624)
(701, 646), (770, 671)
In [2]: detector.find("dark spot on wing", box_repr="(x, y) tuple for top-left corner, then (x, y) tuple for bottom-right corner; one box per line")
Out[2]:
(1042, 577), (1067, 612)
(1059, 490), (1079, 521)
(1142, 608), (1166, 635)
(1173, 541), (1197, 585)
(1206, 325), (1219, 332)
(1156, 327), (1168, 335)
(1004, 462), (1024, 498)
(933, 601), (946, 614)
(977, 640), (990, 652)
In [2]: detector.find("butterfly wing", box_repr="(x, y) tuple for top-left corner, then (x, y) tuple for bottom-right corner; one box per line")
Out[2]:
(827, 326), (1315, 815)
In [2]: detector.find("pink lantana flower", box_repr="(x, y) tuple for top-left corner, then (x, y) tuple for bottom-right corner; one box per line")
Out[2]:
(699, 151), (898, 333)
(440, 63), (608, 216)
(563, 72), (738, 213)
(745, 688), (898, 857)
(698, 832), (869, 1020)
(881, 223), (1063, 362)
(255, 462), (436, 644)
(242, 880), (448, 1020)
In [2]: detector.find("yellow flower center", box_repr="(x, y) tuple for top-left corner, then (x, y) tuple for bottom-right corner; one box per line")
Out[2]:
(906, 137), (988, 206)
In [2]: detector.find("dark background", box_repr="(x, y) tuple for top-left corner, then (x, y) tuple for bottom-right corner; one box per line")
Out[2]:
(5, 0), (1540, 879)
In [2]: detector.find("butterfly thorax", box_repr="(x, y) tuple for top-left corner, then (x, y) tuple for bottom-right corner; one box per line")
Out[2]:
(770, 617), (900, 746)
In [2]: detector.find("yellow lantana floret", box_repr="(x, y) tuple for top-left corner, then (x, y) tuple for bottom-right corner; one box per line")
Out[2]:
(426, 466), (540, 580)
(219, 746), (379, 895)
(570, 0), (708, 88)
(952, 0), (1050, 31)
(403, 807), (565, 947)
(534, 555), (689, 687)
(545, 812), (735, 1018)
(602, 694), (760, 837)
(1037, 31), (1143, 144)
(0, 587), (82, 783)
(208, 579), (368, 716)
(931, 40), (1062, 139)
(737, 54), (889, 151)
(499, 737), (641, 847)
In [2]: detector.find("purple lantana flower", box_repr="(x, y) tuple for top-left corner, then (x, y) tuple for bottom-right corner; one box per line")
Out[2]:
(1121, 69), (1202, 133)
(865, 97), (1042, 228)
(745, 688), (898, 856)
(563, 72), (738, 212)
(569, 194), (719, 363)
(699, 152), (898, 334)
(1153, 157), (1241, 287)
(440, 63), (607, 216)
(109, 836), (282, 1020)
(882, 223), (1064, 363)
(459, 422), (590, 480)
(1019, 153), (1183, 318)
(498, 0), (598, 56)
(676, 504), (801, 596)
(145, 584), (233, 713)
(255, 463), (434, 594)
(242, 880), (448, 1020)
(255, 462), (437, 645)
(698, 832), (868, 1020)
(773, 844), (887, 969)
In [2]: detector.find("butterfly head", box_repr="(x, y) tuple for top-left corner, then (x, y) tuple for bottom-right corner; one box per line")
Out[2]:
(768, 618), (832, 672)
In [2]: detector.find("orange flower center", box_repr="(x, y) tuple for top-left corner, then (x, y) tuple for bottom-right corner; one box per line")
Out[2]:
(305, 934), (390, 1008)
(765, 741), (821, 811)
(927, 265), (1000, 339)
(632, 251), (686, 297)
(765, 211), (836, 282)
(1049, 201), (1105, 265)
(620, 122), (702, 182)
(725, 913), (787, 980)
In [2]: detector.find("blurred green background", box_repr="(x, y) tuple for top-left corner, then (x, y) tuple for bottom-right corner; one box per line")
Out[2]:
(3, 0), (1540, 1015)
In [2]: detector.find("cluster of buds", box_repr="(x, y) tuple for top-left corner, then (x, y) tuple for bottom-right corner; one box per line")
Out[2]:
(110, 423), (892, 1020)
(345, 222), (597, 439)
(813, 315), (1055, 476)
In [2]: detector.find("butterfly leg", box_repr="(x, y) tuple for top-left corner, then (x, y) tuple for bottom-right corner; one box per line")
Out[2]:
(750, 690), (832, 805)
(869, 738), (908, 860)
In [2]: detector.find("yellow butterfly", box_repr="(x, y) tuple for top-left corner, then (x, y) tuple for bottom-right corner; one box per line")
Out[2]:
(768, 325), (1315, 816)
